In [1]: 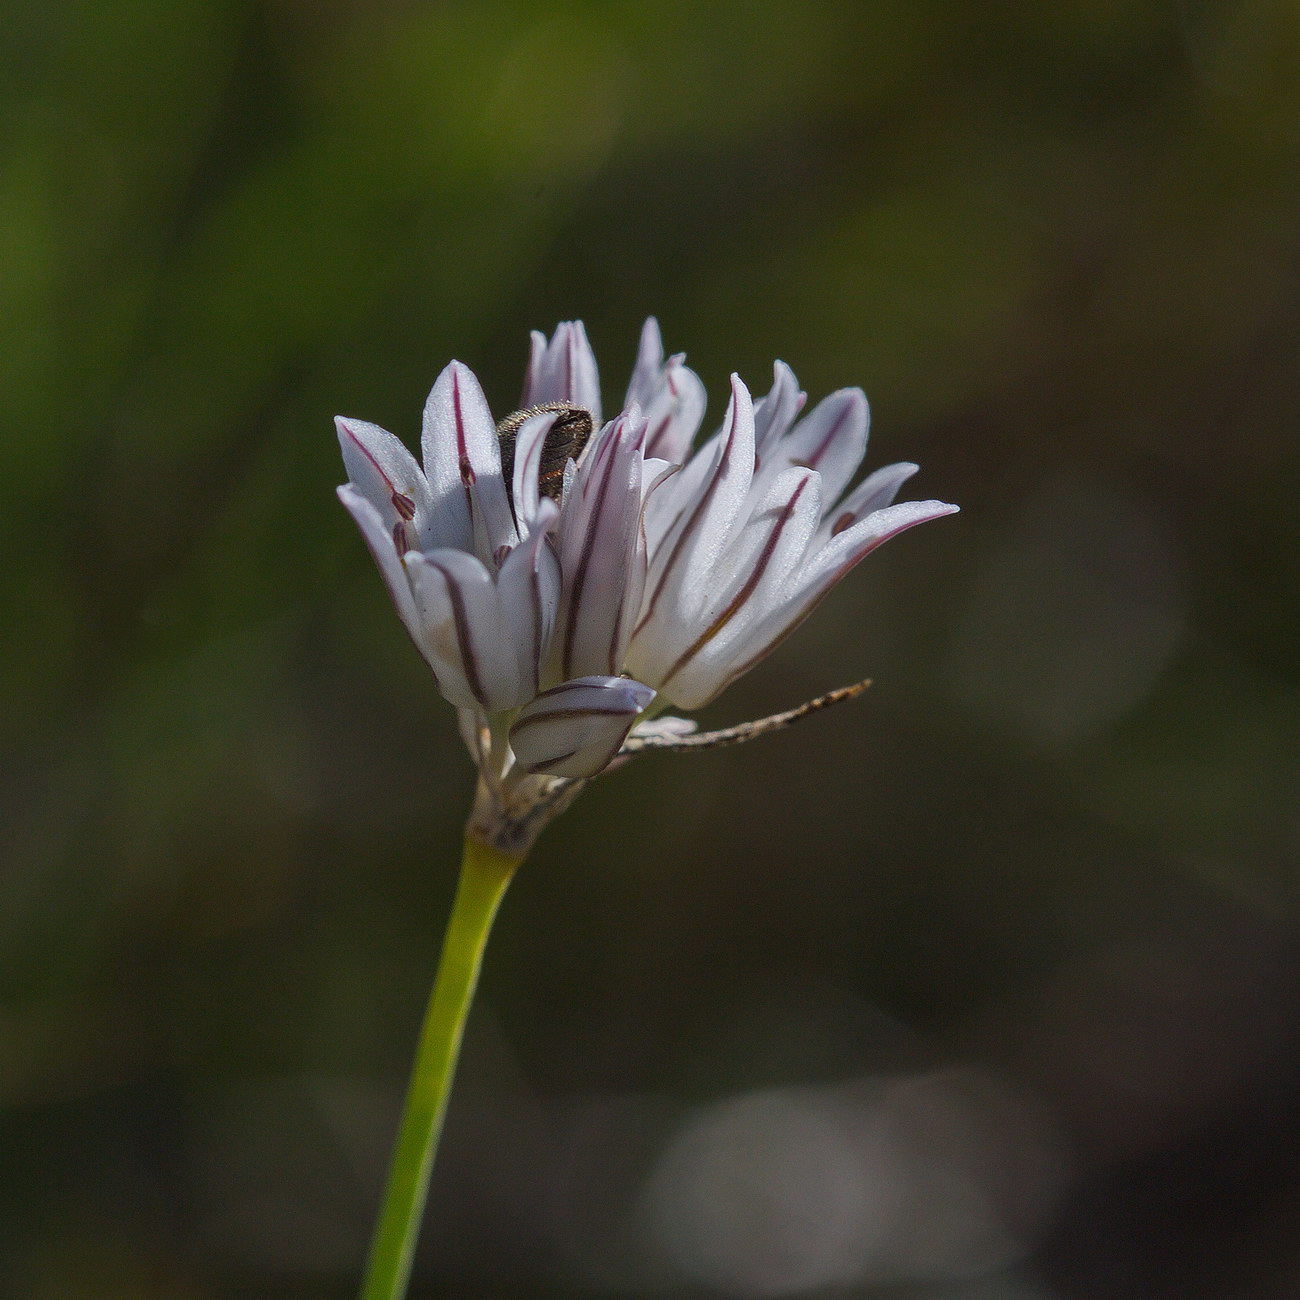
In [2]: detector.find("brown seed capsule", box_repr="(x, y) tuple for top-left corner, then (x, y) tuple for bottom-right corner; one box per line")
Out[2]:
(496, 402), (594, 507)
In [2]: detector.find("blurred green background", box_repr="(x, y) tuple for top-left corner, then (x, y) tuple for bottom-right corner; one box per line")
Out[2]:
(3, 1), (1299, 1296)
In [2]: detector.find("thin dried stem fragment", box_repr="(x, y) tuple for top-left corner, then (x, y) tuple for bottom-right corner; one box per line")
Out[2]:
(621, 678), (872, 755)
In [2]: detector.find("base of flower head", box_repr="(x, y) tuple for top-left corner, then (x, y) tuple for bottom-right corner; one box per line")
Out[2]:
(466, 770), (587, 858)
(617, 677), (873, 758)
(466, 676), (872, 851)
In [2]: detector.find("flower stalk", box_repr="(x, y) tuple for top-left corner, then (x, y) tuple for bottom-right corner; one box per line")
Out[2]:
(359, 834), (522, 1300)
(338, 317), (959, 1296)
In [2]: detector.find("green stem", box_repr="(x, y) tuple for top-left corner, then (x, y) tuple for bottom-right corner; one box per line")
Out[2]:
(359, 834), (521, 1300)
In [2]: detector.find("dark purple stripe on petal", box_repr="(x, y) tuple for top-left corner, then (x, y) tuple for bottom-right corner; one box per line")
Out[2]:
(342, 423), (399, 495)
(451, 368), (480, 540)
(561, 432), (626, 678)
(508, 703), (643, 735)
(804, 398), (853, 470)
(527, 750), (581, 774)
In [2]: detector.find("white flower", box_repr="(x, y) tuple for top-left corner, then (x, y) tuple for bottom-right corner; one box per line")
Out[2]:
(337, 318), (956, 850)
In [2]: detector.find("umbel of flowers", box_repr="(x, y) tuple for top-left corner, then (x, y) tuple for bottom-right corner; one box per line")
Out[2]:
(338, 319), (957, 851)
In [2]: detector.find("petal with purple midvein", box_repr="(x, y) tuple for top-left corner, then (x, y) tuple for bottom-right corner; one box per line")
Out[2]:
(800, 499), (960, 593)
(509, 409), (560, 534)
(336, 417), (435, 548)
(641, 354), (707, 464)
(405, 548), (524, 712)
(636, 375), (756, 655)
(628, 467), (822, 704)
(673, 499), (960, 708)
(509, 675), (655, 778)
(337, 485), (422, 646)
(552, 414), (647, 680)
(816, 462), (920, 543)
(421, 361), (517, 561)
(522, 321), (602, 425)
(757, 387), (868, 508)
(752, 360), (805, 456)
(496, 500), (562, 699)
(624, 317), (664, 410)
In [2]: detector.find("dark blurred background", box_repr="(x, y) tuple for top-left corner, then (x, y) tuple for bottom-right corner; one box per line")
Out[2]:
(3, 1), (1299, 1296)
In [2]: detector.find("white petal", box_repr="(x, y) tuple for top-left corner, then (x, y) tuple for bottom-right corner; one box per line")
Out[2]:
(627, 467), (822, 700)
(522, 321), (602, 424)
(640, 425), (719, 553)
(404, 549), (523, 712)
(523, 330), (547, 407)
(552, 414), (647, 680)
(752, 361), (805, 456)
(337, 484), (422, 646)
(641, 457), (679, 499)
(635, 375), (756, 654)
(641, 354), (707, 464)
(421, 361), (517, 560)
(336, 417), (435, 550)
(624, 316), (664, 409)
(563, 321), (603, 422)
(816, 462), (919, 544)
(799, 499), (960, 593)
(712, 467), (822, 627)
(509, 675), (655, 778)
(509, 409), (560, 533)
(757, 387), (868, 507)
(496, 501), (561, 699)
(629, 714), (698, 741)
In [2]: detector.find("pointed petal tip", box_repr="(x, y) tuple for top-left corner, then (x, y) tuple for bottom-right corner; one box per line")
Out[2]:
(334, 414), (365, 447)
(727, 372), (755, 408)
(869, 497), (960, 526)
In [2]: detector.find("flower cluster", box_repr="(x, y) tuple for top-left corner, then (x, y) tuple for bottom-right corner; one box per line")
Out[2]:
(338, 320), (956, 848)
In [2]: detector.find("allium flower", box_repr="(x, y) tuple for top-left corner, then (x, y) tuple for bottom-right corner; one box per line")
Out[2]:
(337, 320), (960, 1300)
(336, 319), (955, 851)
